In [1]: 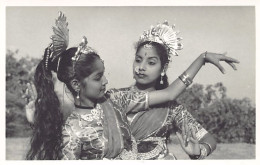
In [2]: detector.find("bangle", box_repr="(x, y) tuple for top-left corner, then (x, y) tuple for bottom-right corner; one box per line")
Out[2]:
(178, 71), (193, 87)
(203, 51), (207, 65)
(189, 144), (207, 160)
(201, 142), (212, 156)
(199, 144), (208, 159)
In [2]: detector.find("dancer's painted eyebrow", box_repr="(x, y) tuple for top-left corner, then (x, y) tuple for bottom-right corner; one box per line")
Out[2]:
(135, 55), (142, 59)
(147, 56), (158, 60)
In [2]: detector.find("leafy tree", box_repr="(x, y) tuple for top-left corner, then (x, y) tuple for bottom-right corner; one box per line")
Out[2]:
(176, 83), (255, 144)
(6, 49), (40, 137)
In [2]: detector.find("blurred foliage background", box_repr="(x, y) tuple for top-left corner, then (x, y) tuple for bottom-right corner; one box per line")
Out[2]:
(6, 49), (255, 144)
(6, 49), (39, 137)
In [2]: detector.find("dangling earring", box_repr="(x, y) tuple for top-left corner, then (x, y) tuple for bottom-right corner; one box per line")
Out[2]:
(76, 90), (80, 99)
(160, 72), (165, 84)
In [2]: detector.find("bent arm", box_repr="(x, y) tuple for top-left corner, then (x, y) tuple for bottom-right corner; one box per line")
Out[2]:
(149, 53), (205, 106)
(107, 88), (149, 113)
(148, 52), (239, 107)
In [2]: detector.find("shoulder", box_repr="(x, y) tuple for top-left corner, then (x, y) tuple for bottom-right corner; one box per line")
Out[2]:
(107, 87), (132, 94)
(106, 87), (132, 98)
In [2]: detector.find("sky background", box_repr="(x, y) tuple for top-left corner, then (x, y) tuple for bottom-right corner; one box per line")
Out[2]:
(6, 6), (255, 102)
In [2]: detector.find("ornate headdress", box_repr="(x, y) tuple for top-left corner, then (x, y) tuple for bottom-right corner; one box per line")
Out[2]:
(44, 11), (69, 71)
(44, 12), (95, 71)
(137, 20), (183, 62)
(71, 36), (96, 63)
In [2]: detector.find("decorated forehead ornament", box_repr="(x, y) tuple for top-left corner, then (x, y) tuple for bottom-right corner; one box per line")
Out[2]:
(72, 36), (96, 62)
(138, 20), (183, 62)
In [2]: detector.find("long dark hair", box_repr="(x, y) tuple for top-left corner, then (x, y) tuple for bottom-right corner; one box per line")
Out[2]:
(26, 47), (100, 160)
(136, 41), (169, 90)
(26, 59), (63, 159)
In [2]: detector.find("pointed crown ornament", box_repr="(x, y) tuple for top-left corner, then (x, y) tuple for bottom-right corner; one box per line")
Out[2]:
(44, 11), (96, 72)
(50, 12), (69, 62)
(44, 11), (69, 71)
(72, 36), (96, 63)
(137, 20), (183, 62)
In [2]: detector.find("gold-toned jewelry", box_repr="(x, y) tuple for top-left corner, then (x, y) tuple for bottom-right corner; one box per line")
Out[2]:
(49, 12), (69, 65)
(178, 71), (193, 86)
(137, 21), (183, 62)
(143, 43), (153, 49)
(160, 72), (165, 84)
(76, 91), (80, 99)
(198, 144), (208, 159)
(189, 144), (207, 160)
(201, 142), (212, 155)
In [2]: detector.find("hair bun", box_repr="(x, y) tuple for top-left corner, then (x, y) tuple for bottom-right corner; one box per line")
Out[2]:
(49, 56), (59, 73)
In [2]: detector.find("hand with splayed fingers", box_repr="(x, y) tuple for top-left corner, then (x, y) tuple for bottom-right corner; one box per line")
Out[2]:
(203, 52), (240, 74)
(24, 82), (37, 124)
(176, 111), (200, 156)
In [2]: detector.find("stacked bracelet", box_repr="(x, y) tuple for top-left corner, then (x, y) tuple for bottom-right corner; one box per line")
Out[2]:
(179, 71), (193, 87)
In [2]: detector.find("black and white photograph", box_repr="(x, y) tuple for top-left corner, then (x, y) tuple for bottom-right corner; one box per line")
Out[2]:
(1, 0), (258, 163)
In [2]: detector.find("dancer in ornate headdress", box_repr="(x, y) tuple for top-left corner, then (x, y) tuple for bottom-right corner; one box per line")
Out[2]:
(108, 21), (239, 159)
(26, 12), (146, 160)
(25, 14), (239, 160)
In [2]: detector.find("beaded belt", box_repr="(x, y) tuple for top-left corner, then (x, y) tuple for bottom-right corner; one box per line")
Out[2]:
(137, 137), (167, 160)
(117, 135), (138, 160)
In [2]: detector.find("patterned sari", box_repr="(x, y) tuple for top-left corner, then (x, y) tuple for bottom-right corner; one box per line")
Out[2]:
(61, 92), (149, 160)
(108, 87), (208, 160)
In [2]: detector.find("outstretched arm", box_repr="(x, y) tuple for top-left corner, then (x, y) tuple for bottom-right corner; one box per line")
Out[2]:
(148, 52), (239, 106)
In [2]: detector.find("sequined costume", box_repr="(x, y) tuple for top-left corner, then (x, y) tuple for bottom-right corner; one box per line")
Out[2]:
(108, 87), (208, 160)
(61, 91), (148, 160)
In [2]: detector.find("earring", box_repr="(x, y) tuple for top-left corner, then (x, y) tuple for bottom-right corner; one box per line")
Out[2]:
(160, 72), (165, 84)
(76, 90), (80, 99)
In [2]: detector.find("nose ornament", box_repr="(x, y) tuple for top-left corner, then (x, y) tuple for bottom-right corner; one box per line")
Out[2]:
(135, 66), (140, 74)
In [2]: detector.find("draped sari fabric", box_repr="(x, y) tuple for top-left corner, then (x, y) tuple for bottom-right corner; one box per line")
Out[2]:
(107, 87), (169, 141)
(61, 96), (133, 160)
(100, 97), (132, 159)
(129, 105), (169, 141)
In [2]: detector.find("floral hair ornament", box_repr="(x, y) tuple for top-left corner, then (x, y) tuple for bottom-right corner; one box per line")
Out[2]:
(137, 20), (183, 62)
(72, 36), (96, 62)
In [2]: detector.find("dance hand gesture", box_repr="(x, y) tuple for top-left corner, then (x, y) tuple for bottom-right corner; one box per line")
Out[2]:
(176, 112), (200, 156)
(25, 82), (37, 123)
(204, 52), (240, 74)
